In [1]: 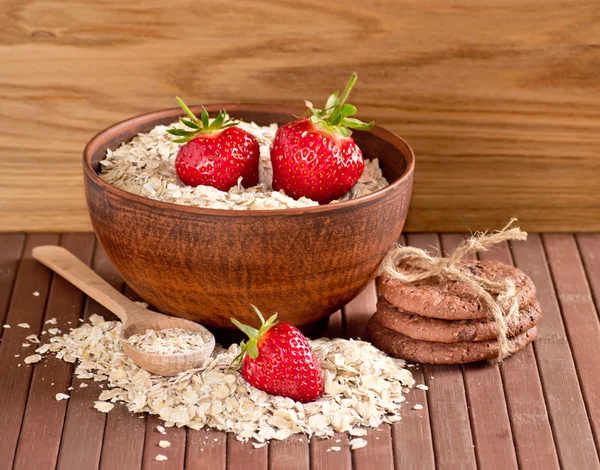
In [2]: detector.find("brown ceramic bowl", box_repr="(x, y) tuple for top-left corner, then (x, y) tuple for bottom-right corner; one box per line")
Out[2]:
(83, 104), (414, 329)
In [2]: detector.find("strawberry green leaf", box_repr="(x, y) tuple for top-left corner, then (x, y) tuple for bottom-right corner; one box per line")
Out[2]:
(166, 128), (196, 136)
(251, 305), (265, 324)
(231, 318), (259, 339)
(247, 341), (259, 359)
(168, 97), (240, 143)
(342, 117), (374, 130)
(337, 127), (352, 138)
(201, 107), (210, 128)
(340, 104), (357, 118)
(303, 73), (374, 137)
(181, 119), (199, 130)
(211, 111), (225, 130)
(325, 91), (339, 112)
(230, 307), (279, 365)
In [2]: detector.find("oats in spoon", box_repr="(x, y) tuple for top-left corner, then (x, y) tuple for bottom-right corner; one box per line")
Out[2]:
(126, 328), (212, 354)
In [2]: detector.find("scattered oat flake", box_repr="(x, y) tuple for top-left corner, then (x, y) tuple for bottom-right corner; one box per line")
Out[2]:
(3, 324), (10, 329)
(349, 428), (367, 437)
(26, 334), (40, 343)
(157, 425), (166, 435)
(18, 323), (30, 328)
(252, 442), (267, 449)
(94, 401), (114, 413)
(34, 316), (415, 443)
(14, 354), (20, 358)
(155, 454), (168, 462)
(413, 404), (424, 410)
(416, 384), (429, 391)
(68, 387), (74, 391)
(56, 393), (70, 401)
(45, 318), (57, 325)
(33, 291), (40, 297)
(330, 446), (341, 452)
(36, 344), (51, 354)
(158, 440), (171, 448)
(80, 383), (89, 388)
(24, 354), (42, 364)
(48, 328), (61, 335)
(350, 438), (368, 450)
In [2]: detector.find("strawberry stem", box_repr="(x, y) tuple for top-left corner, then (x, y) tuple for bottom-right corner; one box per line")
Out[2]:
(167, 97), (240, 144)
(304, 73), (373, 138)
(176, 96), (198, 122)
(230, 306), (278, 365)
(337, 73), (357, 109)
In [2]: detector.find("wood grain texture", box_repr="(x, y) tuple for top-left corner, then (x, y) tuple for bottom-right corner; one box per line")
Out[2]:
(342, 285), (394, 470)
(478, 241), (559, 470)
(57, 243), (123, 470)
(0, 234), (25, 328)
(1, 232), (600, 469)
(13, 234), (94, 470)
(576, 234), (600, 313)
(0, 234), (59, 470)
(1, 0), (599, 232)
(440, 234), (519, 470)
(542, 234), (600, 446)
(405, 233), (477, 470)
(186, 429), (226, 470)
(511, 234), (599, 468)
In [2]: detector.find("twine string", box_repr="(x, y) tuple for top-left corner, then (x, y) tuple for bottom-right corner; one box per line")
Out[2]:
(382, 218), (527, 361)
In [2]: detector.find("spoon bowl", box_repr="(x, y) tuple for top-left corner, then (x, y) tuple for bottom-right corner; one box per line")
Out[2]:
(32, 245), (215, 376)
(119, 309), (215, 376)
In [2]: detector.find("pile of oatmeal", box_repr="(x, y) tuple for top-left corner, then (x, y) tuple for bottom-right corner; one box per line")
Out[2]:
(32, 315), (415, 444)
(127, 328), (212, 354)
(99, 121), (389, 210)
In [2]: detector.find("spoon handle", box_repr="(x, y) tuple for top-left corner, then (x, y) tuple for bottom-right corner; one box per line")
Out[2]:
(32, 245), (133, 324)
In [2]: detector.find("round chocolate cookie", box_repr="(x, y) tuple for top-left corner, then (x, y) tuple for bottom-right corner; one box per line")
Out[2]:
(374, 297), (542, 343)
(366, 318), (537, 364)
(378, 259), (536, 320)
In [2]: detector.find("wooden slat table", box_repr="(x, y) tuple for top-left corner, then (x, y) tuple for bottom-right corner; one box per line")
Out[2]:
(1, 233), (599, 470)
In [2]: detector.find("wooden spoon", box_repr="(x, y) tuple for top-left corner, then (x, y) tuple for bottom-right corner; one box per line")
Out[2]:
(32, 245), (215, 376)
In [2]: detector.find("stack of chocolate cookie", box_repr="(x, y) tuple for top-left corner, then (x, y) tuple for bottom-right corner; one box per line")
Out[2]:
(366, 260), (541, 364)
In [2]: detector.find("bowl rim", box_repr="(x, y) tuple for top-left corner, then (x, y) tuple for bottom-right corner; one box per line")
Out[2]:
(83, 103), (415, 217)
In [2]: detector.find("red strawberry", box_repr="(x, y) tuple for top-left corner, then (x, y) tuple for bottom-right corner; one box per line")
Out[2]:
(271, 73), (374, 204)
(167, 97), (259, 191)
(231, 307), (324, 403)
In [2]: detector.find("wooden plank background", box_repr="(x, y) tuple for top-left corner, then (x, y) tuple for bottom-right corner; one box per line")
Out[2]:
(1, 0), (599, 232)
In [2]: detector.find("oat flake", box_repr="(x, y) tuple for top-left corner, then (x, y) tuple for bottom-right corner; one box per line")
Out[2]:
(24, 354), (42, 364)
(127, 328), (211, 354)
(350, 438), (368, 450)
(99, 121), (389, 211)
(39, 315), (415, 445)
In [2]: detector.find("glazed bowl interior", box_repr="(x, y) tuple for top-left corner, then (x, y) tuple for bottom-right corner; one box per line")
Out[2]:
(83, 104), (414, 330)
